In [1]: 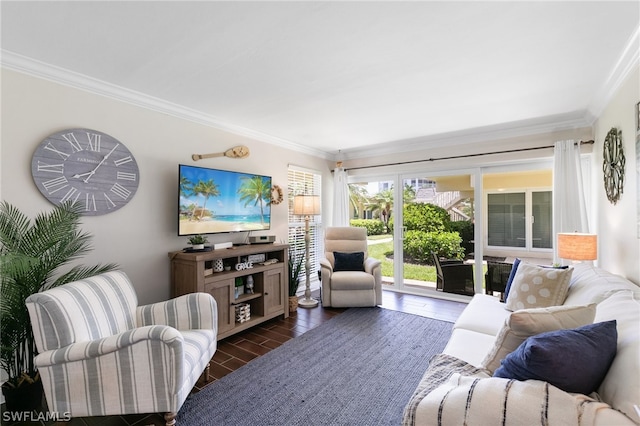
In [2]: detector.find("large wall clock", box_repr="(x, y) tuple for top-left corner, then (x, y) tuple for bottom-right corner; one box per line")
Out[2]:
(31, 128), (139, 216)
(602, 127), (625, 205)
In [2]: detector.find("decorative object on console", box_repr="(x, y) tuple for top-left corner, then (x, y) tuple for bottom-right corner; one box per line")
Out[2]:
(187, 234), (208, 250)
(31, 128), (139, 216)
(557, 232), (597, 261)
(245, 275), (254, 294)
(191, 145), (250, 161)
(247, 253), (266, 263)
(235, 303), (250, 323)
(293, 194), (321, 308)
(602, 127), (625, 205)
(213, 258), (224, 272)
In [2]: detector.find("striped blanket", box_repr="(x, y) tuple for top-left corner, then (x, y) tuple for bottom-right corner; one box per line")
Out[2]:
(403, 354), (611, 426)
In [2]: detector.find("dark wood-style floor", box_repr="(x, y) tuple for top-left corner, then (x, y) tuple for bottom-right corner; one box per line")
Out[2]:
(3, 290), (466, 426)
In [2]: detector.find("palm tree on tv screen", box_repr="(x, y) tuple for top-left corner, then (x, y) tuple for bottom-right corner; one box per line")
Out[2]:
(193, 179), (220, 220)
(238, 175), (271, 225)
(179, 176), (197, 221)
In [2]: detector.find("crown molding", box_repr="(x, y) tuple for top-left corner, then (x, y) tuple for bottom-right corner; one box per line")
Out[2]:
(587, 24), (640, 123)
(0, 50), (332, 160)
(338, 111), (592, 161)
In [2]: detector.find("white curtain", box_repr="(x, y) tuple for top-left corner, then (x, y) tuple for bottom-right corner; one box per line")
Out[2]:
(553, 140), (589, 260)
(332, 166), (350, 226)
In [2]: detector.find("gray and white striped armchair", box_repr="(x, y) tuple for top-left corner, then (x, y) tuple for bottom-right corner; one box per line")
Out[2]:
(25, 270), (217, 425)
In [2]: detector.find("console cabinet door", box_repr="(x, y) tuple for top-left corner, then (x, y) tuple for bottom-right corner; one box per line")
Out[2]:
(205, 278), (234, 334)
(264, 266), (285, 315)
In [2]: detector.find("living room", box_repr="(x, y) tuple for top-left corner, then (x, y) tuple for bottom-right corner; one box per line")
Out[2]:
(1, 1), (639, 424)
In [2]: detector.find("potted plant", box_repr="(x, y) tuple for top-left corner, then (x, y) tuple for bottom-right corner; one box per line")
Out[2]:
(187, 234), (208, 250)
(0, 201), (116, 412)
(288, 252), (304, 313)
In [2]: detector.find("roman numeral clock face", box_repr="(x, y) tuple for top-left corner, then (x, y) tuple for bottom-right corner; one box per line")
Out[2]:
(31, 129), (140, 216)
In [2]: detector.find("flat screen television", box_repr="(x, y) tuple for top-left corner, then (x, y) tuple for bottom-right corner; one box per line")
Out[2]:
(178, 164), (272, 236)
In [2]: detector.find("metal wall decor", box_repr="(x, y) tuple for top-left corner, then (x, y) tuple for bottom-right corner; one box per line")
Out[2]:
(602, 127), (625, 205)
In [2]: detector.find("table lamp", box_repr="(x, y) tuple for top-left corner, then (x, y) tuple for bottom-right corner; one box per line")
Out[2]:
(557, 232), (597, 262)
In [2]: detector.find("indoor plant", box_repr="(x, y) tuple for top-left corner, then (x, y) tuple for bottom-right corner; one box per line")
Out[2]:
(187, 234), (208, 250)
(0, 201), (116, 411)
(288, 251), (304, 312)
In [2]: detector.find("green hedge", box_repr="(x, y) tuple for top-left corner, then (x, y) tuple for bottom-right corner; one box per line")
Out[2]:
(349, 219), (385, 236)
(449, 220), (474, 256)
(403, 230), (464, 264)
(403, 203), (451, 232)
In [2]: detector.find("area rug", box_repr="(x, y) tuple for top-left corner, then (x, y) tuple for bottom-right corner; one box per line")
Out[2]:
(177, 307), (454, 425)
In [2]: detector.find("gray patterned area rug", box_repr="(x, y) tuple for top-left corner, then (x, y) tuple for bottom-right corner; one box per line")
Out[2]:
(177, 307), (453, 426)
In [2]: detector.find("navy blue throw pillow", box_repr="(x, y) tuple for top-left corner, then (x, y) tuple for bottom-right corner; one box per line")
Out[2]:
(493, 320), (618, 395)
(503, 258), (521, 300)
(333, 251), (365, 272)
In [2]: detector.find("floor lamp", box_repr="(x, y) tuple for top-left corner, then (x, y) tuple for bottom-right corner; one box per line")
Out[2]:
(293, 194), (320, 308)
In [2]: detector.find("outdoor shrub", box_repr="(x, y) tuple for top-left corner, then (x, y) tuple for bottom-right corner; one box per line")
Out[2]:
(403, 203), (450, 232)
(403, 230), (464, 264)
(349, 219), (385, 236)
(449, 220), (474, 256)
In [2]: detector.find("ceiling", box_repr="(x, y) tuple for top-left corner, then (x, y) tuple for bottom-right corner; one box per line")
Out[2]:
(1, 1), (638, 159)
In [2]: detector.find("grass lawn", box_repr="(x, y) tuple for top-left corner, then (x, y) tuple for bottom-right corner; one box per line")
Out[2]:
(367, 237), (486, 283)
(367, 238), (437, 282)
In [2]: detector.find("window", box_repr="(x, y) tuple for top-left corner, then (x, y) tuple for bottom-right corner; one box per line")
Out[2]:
(487, 190), (552, 250)
(288, 166), (322, 291)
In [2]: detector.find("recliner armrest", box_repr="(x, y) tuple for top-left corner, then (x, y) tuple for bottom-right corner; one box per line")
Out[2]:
(319, 258), (333, 273)
(364, 257), (381, 274)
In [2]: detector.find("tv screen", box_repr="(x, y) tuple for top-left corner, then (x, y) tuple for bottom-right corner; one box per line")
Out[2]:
(178, 164), (272, 236)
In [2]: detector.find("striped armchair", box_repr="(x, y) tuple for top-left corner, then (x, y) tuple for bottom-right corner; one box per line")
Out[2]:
(25, 271), (217, 425)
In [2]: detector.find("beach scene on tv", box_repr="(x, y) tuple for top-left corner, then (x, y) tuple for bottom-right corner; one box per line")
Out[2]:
(179, 165), (272, 236)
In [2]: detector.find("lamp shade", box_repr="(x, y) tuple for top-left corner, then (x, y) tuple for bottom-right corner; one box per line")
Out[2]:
(557, 233), (597, 261)
(293, 195), (320, 216)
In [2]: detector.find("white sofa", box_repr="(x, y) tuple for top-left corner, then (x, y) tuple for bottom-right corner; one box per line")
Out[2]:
(404, 263), (640, 425)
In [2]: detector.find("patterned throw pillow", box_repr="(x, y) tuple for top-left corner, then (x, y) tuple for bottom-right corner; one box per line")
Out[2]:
(505, 263), (573, 311)
(480, 303), (596, 373)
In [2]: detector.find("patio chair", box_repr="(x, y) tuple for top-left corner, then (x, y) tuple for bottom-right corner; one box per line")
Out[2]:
(432, 252), (474, 296)
(485, 261), (513, 301)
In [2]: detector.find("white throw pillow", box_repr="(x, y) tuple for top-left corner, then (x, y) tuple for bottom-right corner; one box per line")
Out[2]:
(481, 303), (596, 373)
(505, 263), (573, 311)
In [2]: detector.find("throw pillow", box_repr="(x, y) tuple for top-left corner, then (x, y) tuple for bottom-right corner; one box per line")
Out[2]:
(505, 263), (573, 311)
(503, 258), (521, 300)
(480, 303), (596, 373)
(493, 320), (618, 395)
(333, 251), (365, 272)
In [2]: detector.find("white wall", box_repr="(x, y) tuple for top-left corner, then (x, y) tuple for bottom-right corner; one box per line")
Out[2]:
(593, 65), (640, 284)
(0, 69), (333, 304)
